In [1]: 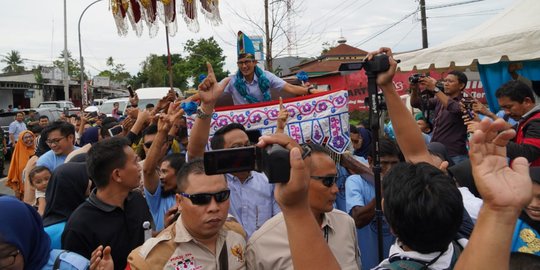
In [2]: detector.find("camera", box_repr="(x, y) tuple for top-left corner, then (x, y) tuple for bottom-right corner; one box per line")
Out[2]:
(408, 73), (426, 84)
(204, 144), (310, 183)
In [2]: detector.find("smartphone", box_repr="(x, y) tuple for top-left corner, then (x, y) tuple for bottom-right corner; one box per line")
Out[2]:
(127, 85), (135, 98)
(204, 146), (258, 175)
(108, 125), (124, 137)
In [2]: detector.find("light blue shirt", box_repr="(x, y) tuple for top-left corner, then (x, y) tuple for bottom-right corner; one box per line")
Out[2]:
(224, 70), (287, 105)
(8, 120), (26, 143)
(345, 174), (395, 270)
(36, 147), (79, 172)
(334, 164), (349, 212)
(44, 221), (66, 250)
(144, 184), (176, 231)
(226, 171), (280, 237)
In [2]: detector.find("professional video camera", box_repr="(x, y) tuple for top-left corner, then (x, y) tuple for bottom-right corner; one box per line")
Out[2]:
(204, 144), (311, 184)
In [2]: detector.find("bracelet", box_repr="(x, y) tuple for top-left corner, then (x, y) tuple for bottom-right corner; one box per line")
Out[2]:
(196, 106), (214, 119)
(307, 86), (314, 95)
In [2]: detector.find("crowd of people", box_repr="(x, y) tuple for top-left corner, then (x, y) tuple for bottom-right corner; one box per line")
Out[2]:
(1, 38), (539, 270)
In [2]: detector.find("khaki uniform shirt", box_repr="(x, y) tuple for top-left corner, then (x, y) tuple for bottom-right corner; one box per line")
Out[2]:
(245, 209), (361, 270)
(128, 217), (246, 270)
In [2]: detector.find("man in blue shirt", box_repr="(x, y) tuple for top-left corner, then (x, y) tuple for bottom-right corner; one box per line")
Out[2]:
(224, 31), (319, 105)
(8, 112), (27, 145)
(345, 137), (401, 269)
(143, 118), (185, 231)
(36, 121), (78, 172)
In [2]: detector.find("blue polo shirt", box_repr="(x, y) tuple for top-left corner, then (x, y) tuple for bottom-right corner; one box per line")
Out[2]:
(346, 174), (395, 269)
(144, 184), (176, 231)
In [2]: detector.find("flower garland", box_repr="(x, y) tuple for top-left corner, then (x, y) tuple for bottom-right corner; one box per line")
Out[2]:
(233, 66), (271, 104)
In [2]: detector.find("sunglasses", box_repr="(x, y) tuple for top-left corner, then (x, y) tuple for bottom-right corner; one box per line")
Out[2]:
(180, 190), (231, 205)
(311, 175), (338, 188)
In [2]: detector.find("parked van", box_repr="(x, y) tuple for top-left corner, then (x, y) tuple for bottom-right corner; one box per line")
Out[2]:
(99, 87), (183, 116)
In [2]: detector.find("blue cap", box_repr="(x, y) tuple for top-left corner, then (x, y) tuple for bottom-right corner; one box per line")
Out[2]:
(237, 31), (255, 60)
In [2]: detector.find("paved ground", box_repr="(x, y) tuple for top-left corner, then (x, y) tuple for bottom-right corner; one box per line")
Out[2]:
(0, 160), (15, 196)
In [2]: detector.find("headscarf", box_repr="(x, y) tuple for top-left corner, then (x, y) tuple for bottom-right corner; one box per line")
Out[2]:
(0, 196), (50, 269)
(6, 130), (36, 195)
(79, 126), (99, 146)
(353, 127), (372, 158)
(43, 162), (89, 227)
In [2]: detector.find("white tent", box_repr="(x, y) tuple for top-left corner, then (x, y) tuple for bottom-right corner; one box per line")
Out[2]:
(397, 0), (540, 71)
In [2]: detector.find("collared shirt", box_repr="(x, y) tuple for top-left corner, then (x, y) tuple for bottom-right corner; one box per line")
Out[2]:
(224, 70), (286, 105)
(36, 147), (79, 172)
(412, 94), (468, 157)
(226, 171), (280, 238)
(8, 120), (26, 143)
(144, 183), (177, 231)
(62, 189), (153, 270)
(345, 174), (395, 270)
(374, 241), (455, 270)
(128, 216), (246, 270)
(245, 209), (361, 270)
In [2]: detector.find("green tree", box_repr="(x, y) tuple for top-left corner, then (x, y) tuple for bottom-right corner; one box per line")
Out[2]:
(53, 50), (82, 78)
(1, 50), (25, 74)
(98, 57), (131, 84)
(184, 37), (228, 87)
(130, 54), (189, 89)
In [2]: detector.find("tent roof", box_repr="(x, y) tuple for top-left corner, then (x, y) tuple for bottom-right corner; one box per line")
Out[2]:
(397, 0), (540, 71)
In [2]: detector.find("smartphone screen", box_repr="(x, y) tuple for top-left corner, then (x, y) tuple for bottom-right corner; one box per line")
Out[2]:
(204, 147), (256, 175)
(108, 125), (124, 137)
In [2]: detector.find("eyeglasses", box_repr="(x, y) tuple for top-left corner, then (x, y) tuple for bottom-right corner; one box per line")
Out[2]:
(180, 190), (231, 205)
(311, 175), (338, 188)
(143, 141), (153, 148)
(46, 137), (65, 145)
(236, 60), (254, 66)
(0, 250), (19, 268)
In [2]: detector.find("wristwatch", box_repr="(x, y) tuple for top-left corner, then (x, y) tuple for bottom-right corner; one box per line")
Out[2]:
(196, 106), (213, 119)
(433, 86), (442, 93)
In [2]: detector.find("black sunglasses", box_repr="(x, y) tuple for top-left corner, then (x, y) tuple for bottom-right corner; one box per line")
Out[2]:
(180, 190), (231, 205)
(311, 176), (338, 188)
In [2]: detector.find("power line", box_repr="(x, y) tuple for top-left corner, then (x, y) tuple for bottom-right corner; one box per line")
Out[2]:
(392, 20), (419, 48)
(352, 9), (418, 47)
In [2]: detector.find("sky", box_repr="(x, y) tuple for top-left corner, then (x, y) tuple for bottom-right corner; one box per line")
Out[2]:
(0, 0), (515, 79)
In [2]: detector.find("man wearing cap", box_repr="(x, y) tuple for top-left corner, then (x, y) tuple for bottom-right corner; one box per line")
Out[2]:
(224, 31), (321, 105)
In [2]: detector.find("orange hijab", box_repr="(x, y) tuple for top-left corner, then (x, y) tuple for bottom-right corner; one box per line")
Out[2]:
(6, 130), (36, 195)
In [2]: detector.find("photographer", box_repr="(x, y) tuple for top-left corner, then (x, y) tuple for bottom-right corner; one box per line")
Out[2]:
(410, 71), (469, 165)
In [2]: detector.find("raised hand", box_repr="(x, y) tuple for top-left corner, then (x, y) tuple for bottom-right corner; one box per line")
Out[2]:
(364, 47), (398, 87)
(276, 97), (289, 133)
(469, 118), (532, 210)
(198, 62), (231, 107)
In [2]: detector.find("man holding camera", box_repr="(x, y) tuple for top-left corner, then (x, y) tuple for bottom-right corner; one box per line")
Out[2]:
(410, 71), (469, 165)
(189, 63), (279, 238)
(245, 142), (360, 270)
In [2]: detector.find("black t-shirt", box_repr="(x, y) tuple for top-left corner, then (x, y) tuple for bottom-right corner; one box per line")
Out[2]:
(62, 190), (153, 270)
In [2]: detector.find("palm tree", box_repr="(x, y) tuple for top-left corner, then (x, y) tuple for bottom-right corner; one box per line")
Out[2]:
(1, 50), (25, 73)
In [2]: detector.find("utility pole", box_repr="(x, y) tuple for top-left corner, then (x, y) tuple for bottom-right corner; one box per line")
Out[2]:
(264, 0), (273, 71)
(63, 0), (69, 101)
(420, 0), (428, 48)
(79, 0), (104, 106)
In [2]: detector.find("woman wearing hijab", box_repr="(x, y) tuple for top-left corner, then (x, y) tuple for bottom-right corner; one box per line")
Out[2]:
(42, 162), (91, 249)
(0, 196), (91, 270)
(6, 130), (36, 199)
(353, 127), (372, 159)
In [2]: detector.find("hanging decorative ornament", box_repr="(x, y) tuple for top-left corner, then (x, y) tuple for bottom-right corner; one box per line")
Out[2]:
(199, 0), (221, 26)
(179, 0), (199, 32)
(127, 0), (144, 37)
(111, 0), (129, 36)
